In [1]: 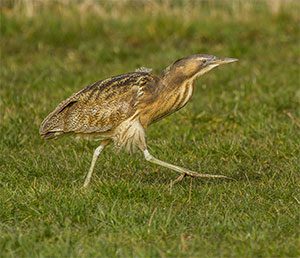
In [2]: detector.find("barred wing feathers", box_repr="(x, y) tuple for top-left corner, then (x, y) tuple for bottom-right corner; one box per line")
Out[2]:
(39, 72), (156, 139)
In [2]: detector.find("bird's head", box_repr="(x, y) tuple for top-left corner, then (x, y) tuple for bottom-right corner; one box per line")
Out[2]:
(162, 54), (238, 84)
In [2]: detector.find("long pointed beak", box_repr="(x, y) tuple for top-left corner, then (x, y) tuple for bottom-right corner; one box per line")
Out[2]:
(214, 57), (239, 65)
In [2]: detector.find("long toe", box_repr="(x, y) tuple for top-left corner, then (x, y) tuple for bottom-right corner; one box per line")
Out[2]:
(184, 170), (234, 180)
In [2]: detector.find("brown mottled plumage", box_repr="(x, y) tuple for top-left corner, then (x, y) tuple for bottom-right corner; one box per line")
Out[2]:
(40, 54), (238, 187)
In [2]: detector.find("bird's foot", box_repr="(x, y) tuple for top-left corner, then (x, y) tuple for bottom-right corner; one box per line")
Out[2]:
(170, 170), (234, 186)
(171, 174), (187, 185)
(182, 169), (233, 179)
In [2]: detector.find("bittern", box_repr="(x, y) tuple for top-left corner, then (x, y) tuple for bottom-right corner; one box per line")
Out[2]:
(40, 54), (238, 187)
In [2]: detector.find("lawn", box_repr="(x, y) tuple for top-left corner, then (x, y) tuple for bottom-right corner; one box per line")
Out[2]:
(0, 1), (299, 257)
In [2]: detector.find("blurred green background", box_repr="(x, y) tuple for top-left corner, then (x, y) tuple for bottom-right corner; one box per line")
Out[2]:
(0, 1), (299, 257)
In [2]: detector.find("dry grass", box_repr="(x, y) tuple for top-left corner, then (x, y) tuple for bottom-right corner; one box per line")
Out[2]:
(1, 0), (299, 19)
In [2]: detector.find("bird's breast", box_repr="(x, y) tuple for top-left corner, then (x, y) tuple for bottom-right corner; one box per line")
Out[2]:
(139, 81), (194, 127)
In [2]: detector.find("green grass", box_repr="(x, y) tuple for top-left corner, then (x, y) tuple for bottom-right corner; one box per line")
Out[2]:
(0, 2), (300, 257)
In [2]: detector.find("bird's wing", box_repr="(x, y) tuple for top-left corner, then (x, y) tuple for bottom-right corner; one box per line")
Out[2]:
(40, 72), (157, 138)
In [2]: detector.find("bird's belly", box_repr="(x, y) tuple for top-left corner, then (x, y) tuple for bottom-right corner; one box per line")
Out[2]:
(112, 116), (146, 153)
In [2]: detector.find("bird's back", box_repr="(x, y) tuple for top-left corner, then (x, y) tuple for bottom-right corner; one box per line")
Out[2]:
(40, 72), (157, 139)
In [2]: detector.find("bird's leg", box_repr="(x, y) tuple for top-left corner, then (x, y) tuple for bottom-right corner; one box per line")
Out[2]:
(143, 149), (231, 181)
(83, 140), (110, 188)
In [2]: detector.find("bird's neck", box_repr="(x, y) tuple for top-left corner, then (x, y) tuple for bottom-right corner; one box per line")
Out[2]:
(160, 68), (199, 89)
(159, 76), (195, 114)
(138, 75), (196, 127)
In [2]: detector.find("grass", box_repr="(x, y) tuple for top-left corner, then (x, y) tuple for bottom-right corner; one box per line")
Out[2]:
(0, 1), (300, 257)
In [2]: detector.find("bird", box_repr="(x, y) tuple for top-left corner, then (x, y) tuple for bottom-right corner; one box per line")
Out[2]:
(39, 54), (238, 187)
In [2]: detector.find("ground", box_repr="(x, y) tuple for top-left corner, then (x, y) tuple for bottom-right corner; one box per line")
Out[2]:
(0, 1), (299, 257)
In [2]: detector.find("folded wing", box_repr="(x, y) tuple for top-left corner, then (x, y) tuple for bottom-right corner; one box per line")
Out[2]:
(39, 72), (156, 139)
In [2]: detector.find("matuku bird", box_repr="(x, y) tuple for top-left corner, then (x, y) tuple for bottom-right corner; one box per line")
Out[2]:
(40, 54), (238, 187)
